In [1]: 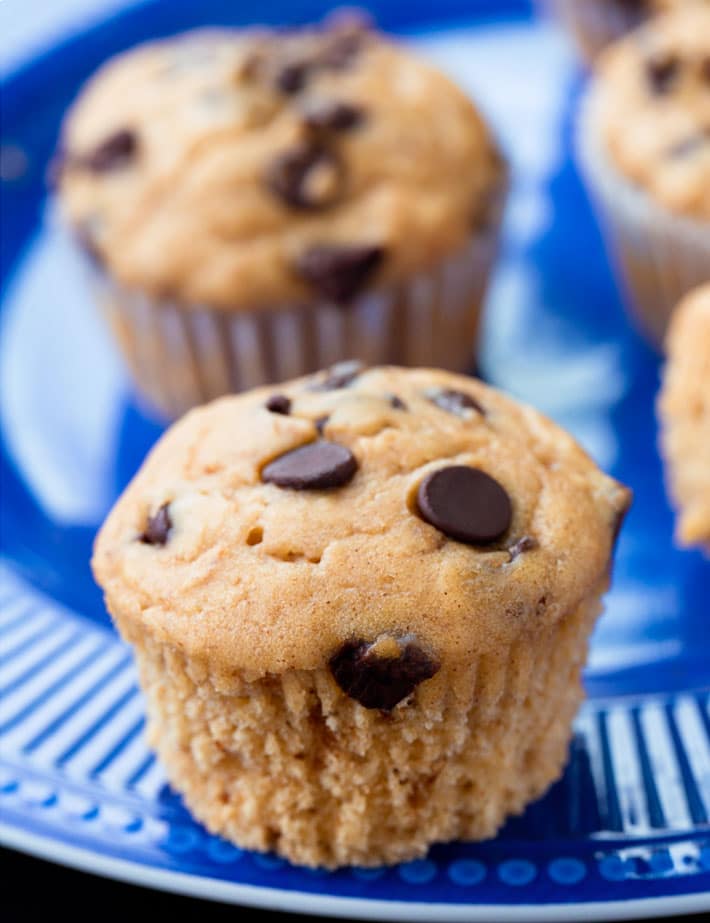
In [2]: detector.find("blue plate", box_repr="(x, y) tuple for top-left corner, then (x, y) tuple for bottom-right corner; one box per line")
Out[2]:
(1, 1), (709, 918)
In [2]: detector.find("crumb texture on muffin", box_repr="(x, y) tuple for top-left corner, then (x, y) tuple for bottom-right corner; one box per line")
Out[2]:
(659, 284), (710, 551)
(590, 5), (710, 220)
(57, 18), (505, 308)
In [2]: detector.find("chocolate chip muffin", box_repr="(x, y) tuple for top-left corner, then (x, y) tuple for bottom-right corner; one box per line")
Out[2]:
(55, 15), (507, 419)
(92, 364), (630, 868)
(546, 0), (708, 64)
(658, 284), (710, 554)
(577, 5), (710, 346)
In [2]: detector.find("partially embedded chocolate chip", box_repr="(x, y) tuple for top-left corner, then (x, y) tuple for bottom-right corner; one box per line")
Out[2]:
(265, 142), (343, 210)
(646, 52), (680, 94)
(390, 394), (407, 411)
(266, 394), (291, 415)
(262, 441), (357, 489)
(666, 134), (708, 159)
(508, 535), (537, 561)
(274, 60), (309, 94)
(428, 388), (485, 417)
(311, 360), (364, 390)
(140, 503), (172, 546)
(417, 466), (512, 545)
(329, 635), (439, 710)
(301, 99), (365, 132)
(314, 415), (330, 435)
(296, 244), (384, 302)
(81, 129), (138, 172)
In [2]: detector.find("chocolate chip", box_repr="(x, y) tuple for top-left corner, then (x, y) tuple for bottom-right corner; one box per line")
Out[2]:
(417, 466), (512, 545)
(666, 134), (708, 159)
(81, 128), (138, 172)
(329, 635), (439, 710)
(427, 388), (485, 417)
(508, 535), (537, 561)
(140, 503), (172, 546)
(301, 99), (365, 132)
(314, 415), (330, 435)
(266, 394), (291, 415)
(296, 244), (384, 302)
(274, 60), (309, 94)
(262, 441), (357, 489)
(390, 394), (407, 411)
(646, 52), (680, 94)
(311, 360), (364, 391)
(702, 57), (710, 84)
(265, 142), (343, 210)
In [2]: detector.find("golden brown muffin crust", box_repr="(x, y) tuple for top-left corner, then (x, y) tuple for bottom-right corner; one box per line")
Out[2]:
(57, 19), (505, 308)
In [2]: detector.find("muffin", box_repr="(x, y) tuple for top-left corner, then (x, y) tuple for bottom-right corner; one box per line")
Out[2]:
(577, 6), (710, 347)
(545, 0), (708, 64)
(91, 364), (630, 868)
(55, 16), (507, 420)
(658, 284), (710, 553)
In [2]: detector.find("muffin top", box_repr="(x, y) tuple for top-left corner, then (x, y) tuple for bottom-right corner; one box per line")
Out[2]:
(56, 16), (505, 309)
(659, 284), (710, 550)
(92, 365), (630, 702)
(590, 6), (710, 220)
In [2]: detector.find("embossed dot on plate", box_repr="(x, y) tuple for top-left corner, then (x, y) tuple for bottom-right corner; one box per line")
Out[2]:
(417, 466), (512, 544)
(262, 441), (357, 489)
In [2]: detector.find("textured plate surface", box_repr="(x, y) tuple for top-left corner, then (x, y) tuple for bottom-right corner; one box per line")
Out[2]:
(1, 1), (709, 919)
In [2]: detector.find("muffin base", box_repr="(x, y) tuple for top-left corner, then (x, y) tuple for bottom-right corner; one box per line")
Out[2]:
(116, 582), (606, 869)
(92, 230), (501, 421)
(577, 91), (710, 349)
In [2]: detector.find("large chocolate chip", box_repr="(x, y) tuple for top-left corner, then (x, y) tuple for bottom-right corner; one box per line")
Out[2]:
(265, 142), (343, 210)
(81, 129), (138, 172)
(329, 635), (439, 710)
(140, 503), (172, 546)
(296, 244), (384, 302)
(646, 52), (680, 94)
(262, 441), (357, 489)
(417, 466), (512, 544)
(428, 388), (485, 417)
(310, 359), (364, 390)
(301, 99), (365, 132)
(266, 394), (291, 415)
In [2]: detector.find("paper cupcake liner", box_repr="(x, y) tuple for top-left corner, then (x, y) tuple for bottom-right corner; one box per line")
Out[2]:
(576, 90), (710, 348)
(91, 229), (501, 420)
(543, 0), (647, 63)
(114, 580), (605, 868)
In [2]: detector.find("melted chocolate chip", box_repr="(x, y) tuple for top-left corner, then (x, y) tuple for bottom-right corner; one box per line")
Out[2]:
(262, 441), (357, 489)
(508, 535), (538, 561)
(301, 99), (365, 132)
(265, 142), (343, 210)
(81, 129), (138, 172)
(646, 52), (680, 94)
(329, 636), (439, 710)
(296, 244), (384, 302)
(428, 389), (485, 417)
(266, 394), (291, 415)
(390, 394), (407, 411)
(417, 466), (512, 545)
(311, 360), (364, 391)
(140, 503), (172, 546)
